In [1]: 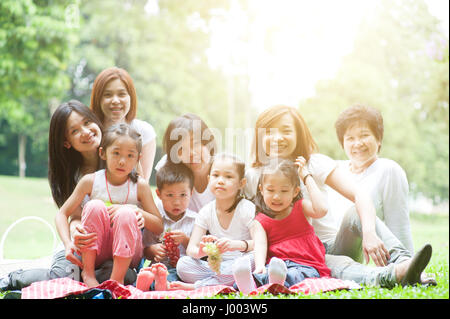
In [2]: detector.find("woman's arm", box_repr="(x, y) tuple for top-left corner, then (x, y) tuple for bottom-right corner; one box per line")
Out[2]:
(54, 175), (93, 267)
(68, 207), (97, 251)
(381, 162), (414, 253)
(325, 166), (390, 266)
(138, 139), (156, 184)
(137, 178), (164, 235)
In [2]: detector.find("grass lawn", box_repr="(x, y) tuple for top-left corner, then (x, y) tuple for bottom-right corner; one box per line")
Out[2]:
(0, 175), (448, 299)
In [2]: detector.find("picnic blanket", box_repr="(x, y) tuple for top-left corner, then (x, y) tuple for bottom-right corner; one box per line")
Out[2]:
(21, 277), (361, 299)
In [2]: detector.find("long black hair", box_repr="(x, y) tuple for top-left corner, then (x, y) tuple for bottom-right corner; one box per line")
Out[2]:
(255, 159), (303, 218)
(48, 100), (103, 207)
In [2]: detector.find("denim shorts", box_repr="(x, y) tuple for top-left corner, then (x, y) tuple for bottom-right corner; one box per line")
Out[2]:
(252, 259), (320, 288)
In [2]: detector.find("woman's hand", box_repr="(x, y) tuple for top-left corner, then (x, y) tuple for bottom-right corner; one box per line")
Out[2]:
(72, 224), (97, 251)
(64, 241), (83, 268)
(362, 232), (390, 266)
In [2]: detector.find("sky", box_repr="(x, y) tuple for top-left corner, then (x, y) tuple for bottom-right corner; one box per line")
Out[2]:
(204, 0), (449, 112)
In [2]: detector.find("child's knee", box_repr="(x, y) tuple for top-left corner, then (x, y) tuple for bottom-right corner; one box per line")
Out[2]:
(113, 207), (137, 226)
(176, 256), (195, 281)
(82, 199), (108, 225)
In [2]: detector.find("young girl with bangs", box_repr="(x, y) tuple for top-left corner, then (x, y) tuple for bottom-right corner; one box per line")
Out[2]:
(173, 153), (266, 290)
(55, 123), (163, 287)
(233, 158), (330, 293)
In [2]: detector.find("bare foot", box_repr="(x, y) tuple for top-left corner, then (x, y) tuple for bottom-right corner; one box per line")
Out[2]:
(150, 263), (168, 291)
(136, 267), (155, 291)
(168, 281), (196, 290)
(81, 270), (99, 288)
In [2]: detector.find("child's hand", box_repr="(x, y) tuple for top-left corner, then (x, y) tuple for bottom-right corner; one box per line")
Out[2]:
(295, 156), (310, 180)
(135, 209), (145, 229)
(107, 204), (121, 226)
(253, 265), (267, 275)
(151, 243), (167, 263)
(215, 237), (234, 253)
(167, 230), (188, 247)
(199, 235), (218, 255)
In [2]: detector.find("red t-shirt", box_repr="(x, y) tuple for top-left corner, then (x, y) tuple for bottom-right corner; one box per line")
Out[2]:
(256, 199), (331, 277)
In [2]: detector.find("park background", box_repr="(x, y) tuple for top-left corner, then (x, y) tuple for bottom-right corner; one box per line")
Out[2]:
(0, 0), (448, 298)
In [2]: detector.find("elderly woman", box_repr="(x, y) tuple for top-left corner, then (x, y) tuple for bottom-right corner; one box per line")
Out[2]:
(333, 104), (414, 254)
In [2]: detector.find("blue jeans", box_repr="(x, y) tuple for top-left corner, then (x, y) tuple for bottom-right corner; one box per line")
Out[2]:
(323, 207), (411, 288)
(252, 260), (320, 288)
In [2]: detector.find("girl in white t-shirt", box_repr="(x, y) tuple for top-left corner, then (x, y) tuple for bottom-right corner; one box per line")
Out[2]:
(90, 67), (157, 183)
(172, 153), (266, 290)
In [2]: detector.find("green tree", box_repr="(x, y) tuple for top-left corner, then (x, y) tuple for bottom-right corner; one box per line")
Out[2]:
(68, 0), (231, 142)
(0, 0), (76, 177)
(300, 0), (449, 202)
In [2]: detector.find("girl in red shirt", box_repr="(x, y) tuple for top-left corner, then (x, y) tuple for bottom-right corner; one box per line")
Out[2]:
(233, 158), (331, 293)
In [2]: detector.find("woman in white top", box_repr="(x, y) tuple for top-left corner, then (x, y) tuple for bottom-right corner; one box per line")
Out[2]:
(333, 104), (414, 253)
(243, 105), (432, 288)
(155, 113), (217, 212)
(90, 67), (157, 183)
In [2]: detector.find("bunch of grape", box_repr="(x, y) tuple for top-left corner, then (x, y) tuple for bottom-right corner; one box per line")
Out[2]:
(202, 242), (222, 274)
(163, 231), (180, 267)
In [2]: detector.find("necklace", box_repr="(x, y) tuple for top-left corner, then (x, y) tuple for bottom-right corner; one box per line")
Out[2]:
(105, 170), (130, 204)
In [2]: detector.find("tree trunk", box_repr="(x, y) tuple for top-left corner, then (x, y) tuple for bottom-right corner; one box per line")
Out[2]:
(18, 134), (26, 178)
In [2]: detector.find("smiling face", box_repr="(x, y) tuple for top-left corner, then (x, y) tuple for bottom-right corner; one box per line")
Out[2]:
(100, 78), (131, 126)
(176, 133), (212, 173)
(262, 113), (298, 160)
(64, 111), (102, 153)
(259, 170), (300, 218)
(208, 157), (244, 200)
(100, 135), (140, 183)
(343, 121), (380, 170)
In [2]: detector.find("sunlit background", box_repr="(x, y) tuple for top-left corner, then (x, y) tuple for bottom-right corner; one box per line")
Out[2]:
(0, 0), (448, 209)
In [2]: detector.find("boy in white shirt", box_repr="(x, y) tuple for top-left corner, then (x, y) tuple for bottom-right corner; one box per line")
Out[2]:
(139, 163), (197, 290)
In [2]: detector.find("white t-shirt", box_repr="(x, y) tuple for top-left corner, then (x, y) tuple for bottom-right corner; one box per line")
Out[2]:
(328, 158), (414, 253)
(154, 155), (216, 212)
(195, 198), (255, 260)
(244, 153), (338, 245)
(130, 119), (156, 146)
(142, 198), (197, 266)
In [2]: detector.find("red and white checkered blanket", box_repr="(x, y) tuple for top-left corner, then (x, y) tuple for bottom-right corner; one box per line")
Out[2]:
(21, 277), (361, 299)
